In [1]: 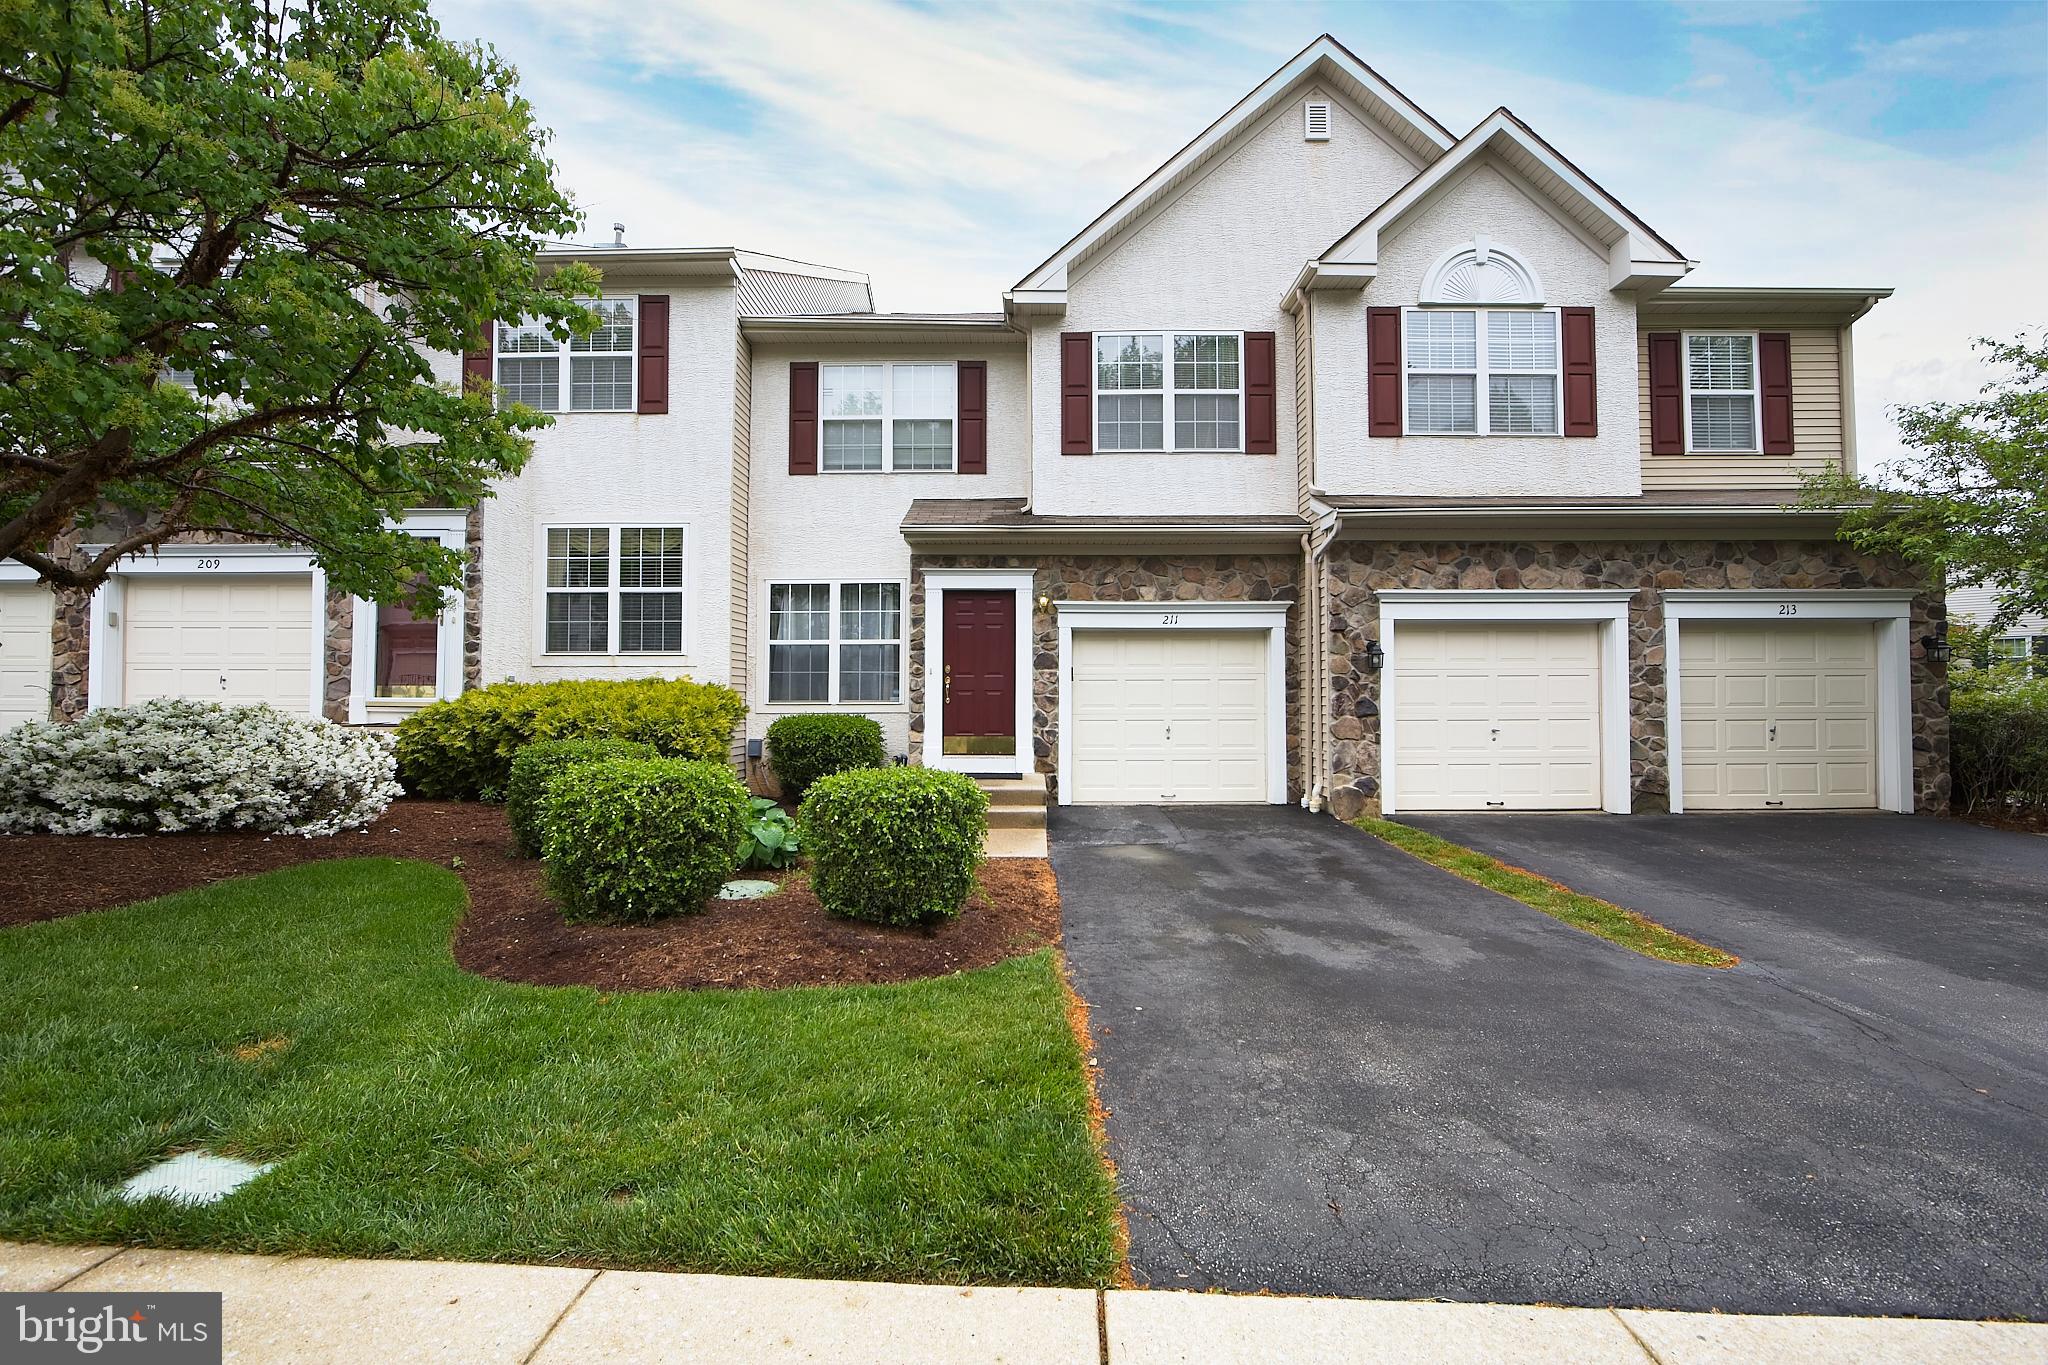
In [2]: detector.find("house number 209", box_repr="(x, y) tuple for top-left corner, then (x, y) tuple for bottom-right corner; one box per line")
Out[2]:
(194, 558), (222, 570)
(1778, 604), (1798, 616)
(1160, 613), (1181, 625)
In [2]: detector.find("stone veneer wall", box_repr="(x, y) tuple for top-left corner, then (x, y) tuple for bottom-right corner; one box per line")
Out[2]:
(463, 504), (484, 691)
(909, 553), (1304, 799)
(1323, 538), (1950, 819)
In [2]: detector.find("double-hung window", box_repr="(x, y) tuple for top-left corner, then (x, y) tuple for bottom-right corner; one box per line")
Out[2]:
(819, 363), (955, 472)
(1094, 332), (1241, 451)
(496, 299), (637, 412)
(543, 526), (685, 654)
(1683, 333), (1759, 451)
(767, 582), (903, 704)
(1403, 310), (1559, 435)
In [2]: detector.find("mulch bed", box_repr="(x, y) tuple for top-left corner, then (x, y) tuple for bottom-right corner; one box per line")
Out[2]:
(0, 801), (1063, 991)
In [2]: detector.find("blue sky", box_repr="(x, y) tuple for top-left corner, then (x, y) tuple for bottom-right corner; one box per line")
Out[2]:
(432, 0), (2048, 469)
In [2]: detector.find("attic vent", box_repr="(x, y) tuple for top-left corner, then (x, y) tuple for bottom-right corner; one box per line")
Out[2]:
(1304, 101), (1332, 141)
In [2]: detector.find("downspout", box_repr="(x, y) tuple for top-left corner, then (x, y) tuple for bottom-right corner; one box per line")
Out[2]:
(1300, 504), (1342, 811)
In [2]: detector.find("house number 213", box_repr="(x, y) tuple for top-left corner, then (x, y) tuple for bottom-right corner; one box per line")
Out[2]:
(1778, 604), (1798, 616)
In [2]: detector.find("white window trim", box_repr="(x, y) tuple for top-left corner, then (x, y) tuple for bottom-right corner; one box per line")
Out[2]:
(1400, 307), (1561, 437)
(922, 570), (1033, 776)
(1680, 329), (1761, 454)
(817, 362), (957, 474)
(1090, 330), (1247, 453)
(1054, 599), (1289, 805)
(533, 523), (689, 662)
(1662, 589), (1916, 814)
(348, 510), (468, 723)
(761, 578), (909, 710)
(1374, 589), (1634, 816)
(496, 297), (638, 414)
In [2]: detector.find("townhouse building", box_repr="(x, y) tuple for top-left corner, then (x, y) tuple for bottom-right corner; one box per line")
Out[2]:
(0, 36), (1950, 817)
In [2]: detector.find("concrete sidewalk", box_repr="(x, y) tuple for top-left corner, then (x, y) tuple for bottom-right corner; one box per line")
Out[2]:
(5, 1242), (2044, 1363)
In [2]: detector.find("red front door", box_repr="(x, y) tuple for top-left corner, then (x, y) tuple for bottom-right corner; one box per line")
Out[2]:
(942, 590), (1016, 756)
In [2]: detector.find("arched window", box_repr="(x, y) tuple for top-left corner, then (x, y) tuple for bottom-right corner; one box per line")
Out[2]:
(1418, 236), (1544, 307)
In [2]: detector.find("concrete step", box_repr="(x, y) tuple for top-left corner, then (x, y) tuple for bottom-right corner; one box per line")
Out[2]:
(986, 804), (1047, 831)
(975, 773), (1049, 807)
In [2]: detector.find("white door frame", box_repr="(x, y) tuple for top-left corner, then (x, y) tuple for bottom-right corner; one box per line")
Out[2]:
(348, 511), (469, 722)
(1377, 590), (1635, 816)
(922, 569), (1035, 777)
(85, 545), (327, 718)
(1056, 599), (1291, 806)
(1663, 589), (1916, 814)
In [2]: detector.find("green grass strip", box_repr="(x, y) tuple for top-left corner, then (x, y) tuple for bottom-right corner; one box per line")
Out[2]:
(1354, 818), (1738, 969)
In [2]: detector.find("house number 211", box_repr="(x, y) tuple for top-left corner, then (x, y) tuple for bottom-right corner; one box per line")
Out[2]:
(1160, 613), (1181, 625)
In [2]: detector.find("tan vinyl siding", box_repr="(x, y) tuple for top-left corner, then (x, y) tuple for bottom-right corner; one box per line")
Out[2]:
(729, 331), (753, 766)
(1293, 297), (1315, 515)
(1638, 324), (1845, 490)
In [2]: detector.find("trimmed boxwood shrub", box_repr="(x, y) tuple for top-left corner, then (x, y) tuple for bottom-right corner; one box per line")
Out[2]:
(800, 767), (988, 926)
(1951, 676), (2048, 816)
(540, 757), (750, 921)
(505, 737), (656, 858)
(394, 677), (745, 799)
(765, 713), (886, 800)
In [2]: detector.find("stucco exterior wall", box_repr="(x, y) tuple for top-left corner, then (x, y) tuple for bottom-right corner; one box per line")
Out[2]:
(476, 279), (739, 688)
(1313, 157), (1643, 498)
(745, 338), (1030, 756)
(1028, 85), (1422, 518)
(1321, 539), (1948, 818)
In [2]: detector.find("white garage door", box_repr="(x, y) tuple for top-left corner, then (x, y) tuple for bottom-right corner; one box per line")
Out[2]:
(1680, 622), (1877, 810)
(124, 575), (316, 712)
(1391, 623), (1603, 811)
(1068, 629), (1268, 803)
(1, 582), (55, 730)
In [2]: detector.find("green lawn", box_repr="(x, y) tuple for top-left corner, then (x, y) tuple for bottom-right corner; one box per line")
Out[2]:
(0, 859), (1120, 1285)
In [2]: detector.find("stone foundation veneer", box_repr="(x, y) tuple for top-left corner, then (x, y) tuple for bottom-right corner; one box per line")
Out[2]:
(908, 553), (1304, 800)
(1323, 539), (1950, 819)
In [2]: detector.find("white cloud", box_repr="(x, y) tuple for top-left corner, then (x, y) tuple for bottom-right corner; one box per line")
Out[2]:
(434, 0), (2047, 470)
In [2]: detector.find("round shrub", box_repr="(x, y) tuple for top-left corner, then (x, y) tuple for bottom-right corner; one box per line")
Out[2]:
(800, 767), (988, 926)
(505, 737), (656, 858)
(766, 713), (886, 800)
(540, 757), (750, 921)
(394, 677), (745, 799)
(0, 699), (401, 837)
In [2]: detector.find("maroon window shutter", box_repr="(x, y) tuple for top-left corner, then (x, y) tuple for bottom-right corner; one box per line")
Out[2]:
(788, 361), (818, 475)
(1759, 332), (1793, 455)
(956, 360), (987, 474)
(1647, 331), (1683, 455)
(636, 295), (669, 414)
(1060, 332), (1092, 455)
(462, 324), (492, 395)
(1561, 307), (1597, 438)
(1367, 307), (1401, 437)
(1244, 331), (1277, 453)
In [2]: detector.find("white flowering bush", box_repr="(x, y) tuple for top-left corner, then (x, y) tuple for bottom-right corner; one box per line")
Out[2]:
(0, 699), (403, 837)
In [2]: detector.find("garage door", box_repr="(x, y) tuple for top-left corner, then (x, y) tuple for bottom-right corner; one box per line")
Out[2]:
(1680, 622), (1876, 810)
(1068, 630), (1267, 803)
(123, 575), (316, 712)
(1391, 623), (1602, 811)
(1, 582), (54, 730)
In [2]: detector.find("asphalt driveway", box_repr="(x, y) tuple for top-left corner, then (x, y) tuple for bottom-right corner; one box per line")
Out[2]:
(1053, 805), (2048, 1318)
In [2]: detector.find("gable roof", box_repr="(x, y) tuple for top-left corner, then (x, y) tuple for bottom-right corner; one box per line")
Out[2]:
(1008, 34), (1455, 310)
(1290, 107), (1691, 301)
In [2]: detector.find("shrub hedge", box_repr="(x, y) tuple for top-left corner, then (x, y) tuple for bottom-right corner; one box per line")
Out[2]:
(0, 699), (400, 836)
(394, 678), (745, 799)
(505, 737), (656, 858)
(765, 713), (886, 800)
(540, 757), (751, 921)
(800, 766), (987, 926)
(1951, 676), (2048, 817)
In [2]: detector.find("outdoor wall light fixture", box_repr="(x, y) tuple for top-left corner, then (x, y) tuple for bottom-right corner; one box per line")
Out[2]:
(1036, 593), (1054, 613)
(1364, 639), (1385, 672)
(1922, 629), (1952, 665)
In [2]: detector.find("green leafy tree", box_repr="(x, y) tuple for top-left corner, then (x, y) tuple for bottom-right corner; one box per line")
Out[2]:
(0, 0), (601, 603)
(1805, 333), (2048, 631)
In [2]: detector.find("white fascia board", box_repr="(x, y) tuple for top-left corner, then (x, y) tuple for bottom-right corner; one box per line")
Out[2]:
(1288, 260), (1379, 301)
(1004, 288), (1069, 317)
(1609, 242), (1691, 293)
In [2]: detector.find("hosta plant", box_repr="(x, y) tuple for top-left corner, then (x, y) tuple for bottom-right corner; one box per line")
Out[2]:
(737, 797), (801, 870)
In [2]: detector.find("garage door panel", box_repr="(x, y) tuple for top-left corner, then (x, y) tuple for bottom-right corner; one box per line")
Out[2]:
(123, 575), (314, 713)
(1, 583), (55, 730)
(1681, 621), (1877, 810)
(1068, 629), (1269, 804)
(1391, 622), (1603, 812)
